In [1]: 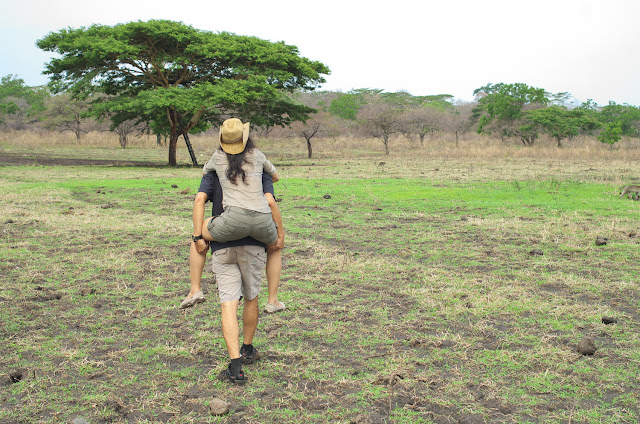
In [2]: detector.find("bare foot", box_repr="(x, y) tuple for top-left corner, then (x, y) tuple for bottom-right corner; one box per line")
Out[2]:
(180, 290), (206, 309)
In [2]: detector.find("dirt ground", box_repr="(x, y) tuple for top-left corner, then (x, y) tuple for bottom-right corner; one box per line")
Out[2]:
(1, 152), (639, 423)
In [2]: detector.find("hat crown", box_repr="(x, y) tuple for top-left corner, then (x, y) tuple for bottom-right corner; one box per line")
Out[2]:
(219, 118), (250, 154)
(221, 118), (245, 143)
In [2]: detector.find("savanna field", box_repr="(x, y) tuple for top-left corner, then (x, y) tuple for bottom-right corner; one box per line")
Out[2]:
(1, 132), (639, 423)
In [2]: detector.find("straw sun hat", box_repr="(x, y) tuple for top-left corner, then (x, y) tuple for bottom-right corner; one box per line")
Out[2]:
(219, 118), (250, 155)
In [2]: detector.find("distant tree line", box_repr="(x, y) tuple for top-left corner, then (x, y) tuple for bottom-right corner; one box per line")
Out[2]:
(1, 20), (639, 161)
(3, 74), (640, 157)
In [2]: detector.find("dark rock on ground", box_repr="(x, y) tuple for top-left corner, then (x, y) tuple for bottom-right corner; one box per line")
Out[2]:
(529, 249), (544, 256)
(323, 194), (332, 199)
(602, 316), (618, 325)
(595, 236), (608, 246)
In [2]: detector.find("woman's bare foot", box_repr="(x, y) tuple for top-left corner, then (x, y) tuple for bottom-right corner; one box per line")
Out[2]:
(180, 290), (206, 309)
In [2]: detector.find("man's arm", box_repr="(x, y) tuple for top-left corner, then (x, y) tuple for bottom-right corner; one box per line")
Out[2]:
(193, 191), (210, 254)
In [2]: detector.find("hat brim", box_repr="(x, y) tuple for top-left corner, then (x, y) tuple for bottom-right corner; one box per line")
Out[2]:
(220, 122), (249, 154)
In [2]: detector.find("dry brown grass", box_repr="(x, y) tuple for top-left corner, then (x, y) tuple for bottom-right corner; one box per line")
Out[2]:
(3, 129), (640, 161)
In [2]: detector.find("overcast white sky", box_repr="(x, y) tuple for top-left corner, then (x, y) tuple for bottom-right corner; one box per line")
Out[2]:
(2, 0), (640, 106)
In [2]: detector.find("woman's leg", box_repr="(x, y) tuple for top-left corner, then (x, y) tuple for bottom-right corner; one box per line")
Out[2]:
(265, 247), (283, 308)
(188, 240), (206, 295)
(181, 239), (208, 308)
(202, 217), (216, 242)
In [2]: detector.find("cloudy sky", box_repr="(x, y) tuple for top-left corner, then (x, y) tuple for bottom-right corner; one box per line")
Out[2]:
(2, 0), (639, 106)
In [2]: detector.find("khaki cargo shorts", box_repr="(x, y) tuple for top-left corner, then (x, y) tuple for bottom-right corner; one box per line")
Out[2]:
(207, 206), (277, 246)
(211, 245), (266, 304)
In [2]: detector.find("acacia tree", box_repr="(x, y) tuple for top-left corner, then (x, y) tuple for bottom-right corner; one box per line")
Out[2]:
(401, 105), (445, 144)
(41, 94), (98, 139)
(598, 122), (622, 149)
(37, 20), (329, 165)
(527, 106), (601, 147)
(447, 102), (475, 147)
(473, 82), (549, 146)
(359, 102), (403, 154)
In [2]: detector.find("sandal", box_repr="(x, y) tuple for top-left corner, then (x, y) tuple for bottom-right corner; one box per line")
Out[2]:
(240, 346), (260, 365)
(218, 367), (248, 385)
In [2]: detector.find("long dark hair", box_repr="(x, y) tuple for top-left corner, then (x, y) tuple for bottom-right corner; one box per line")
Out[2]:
(223, 137), (255, 185)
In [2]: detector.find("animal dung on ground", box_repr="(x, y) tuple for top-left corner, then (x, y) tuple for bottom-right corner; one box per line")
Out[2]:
(595, 236), (608, 246)
(323, 194), (332, 199)
(577, 336), (597, 356)
(179, 188), (190, 195)
(171, 184), (178, 188)
(209, 398), (230, 416)
(529, 249), (544, 256)
(602, 316), (618, 325)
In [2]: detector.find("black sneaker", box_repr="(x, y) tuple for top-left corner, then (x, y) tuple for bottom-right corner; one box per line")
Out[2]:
(218, 366), (247, 385)
(240, 346), (260, 364)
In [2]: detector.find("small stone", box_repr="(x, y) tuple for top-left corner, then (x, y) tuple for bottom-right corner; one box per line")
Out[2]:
(529, 249), (544, 256)
(179, 188), (190, 195)
(72, 418), (90, 424)
(577, 336), (597, 355)
(171, 184), (178, 188)
(602, 316), (618, 325)
(4, 219), (14, 224)
(595, 236), (608, 246)
(323, 194), (331, 199)
(460, 216), (468, 221)
(209, 398), (230, 416)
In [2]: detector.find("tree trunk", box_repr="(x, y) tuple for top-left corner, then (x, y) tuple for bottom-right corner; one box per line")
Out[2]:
(168, 128), (180, 166)
(306, 138), (313, 159)
(383, 136), (390, 155)
(119, 133), (127, 149)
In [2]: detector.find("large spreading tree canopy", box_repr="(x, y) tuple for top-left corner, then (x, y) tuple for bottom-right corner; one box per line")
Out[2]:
(37, 20), (330, 165)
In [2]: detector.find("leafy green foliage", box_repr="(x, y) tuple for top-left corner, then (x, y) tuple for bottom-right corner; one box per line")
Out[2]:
(598, 102), (640, 138)
(473, 82), (549, 145)
(527, 106), (601, 147)
(598, 121), (623, 147)
(0, 75), (48, 125)
(37, 20), (330, 165)
(328, 89), (381, 120)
